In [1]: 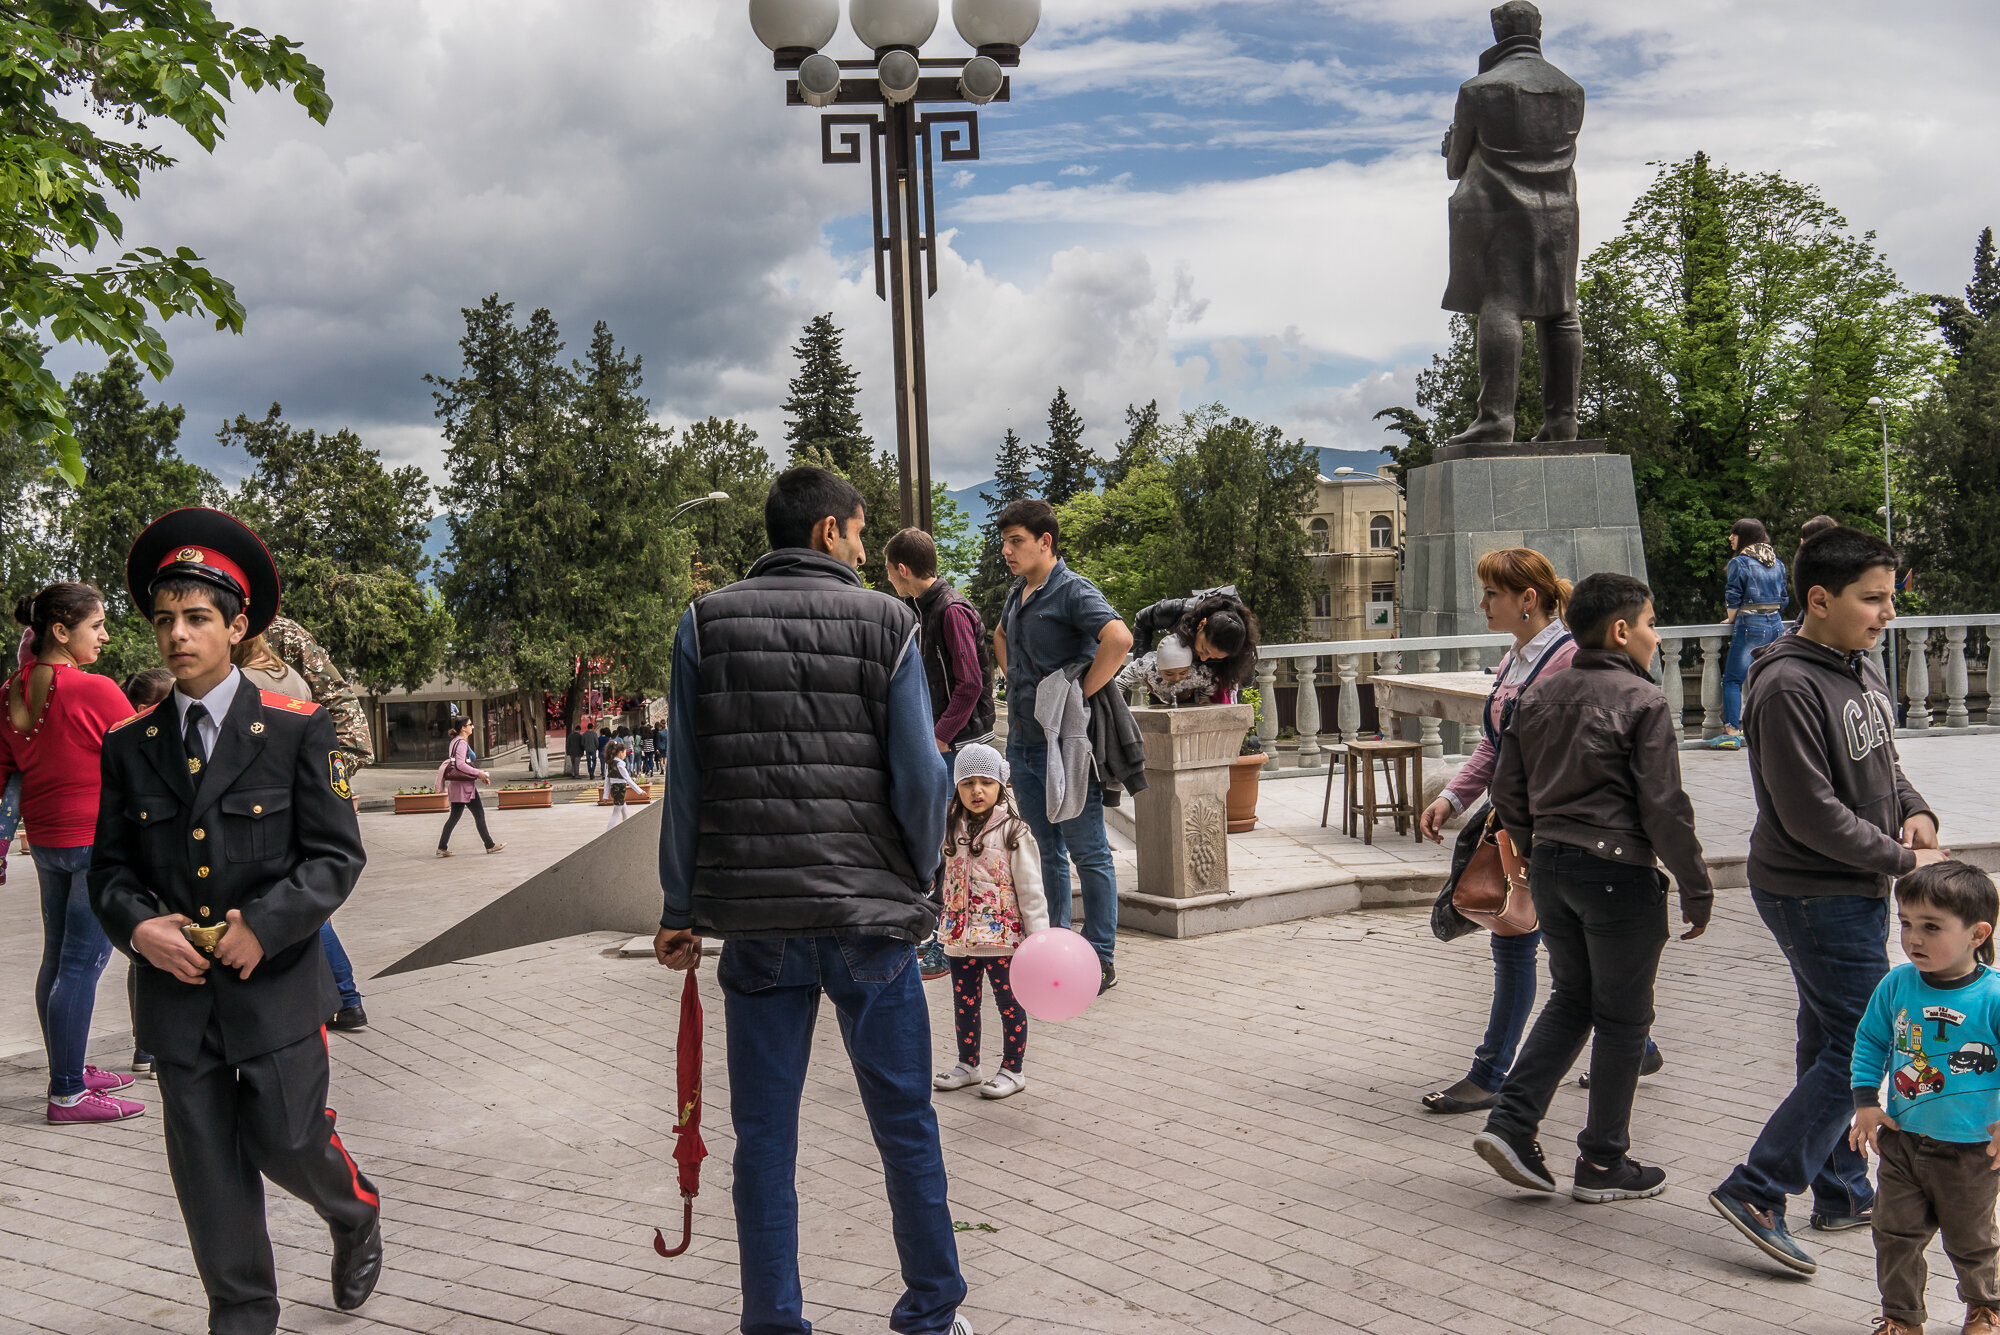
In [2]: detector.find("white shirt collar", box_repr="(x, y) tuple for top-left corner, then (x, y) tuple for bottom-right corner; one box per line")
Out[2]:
(174, 666), (242, 725)
(1502, 620), (1567, 685)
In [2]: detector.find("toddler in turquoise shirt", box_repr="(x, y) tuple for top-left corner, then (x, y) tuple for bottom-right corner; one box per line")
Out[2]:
(1850, 862), (2000, 1335)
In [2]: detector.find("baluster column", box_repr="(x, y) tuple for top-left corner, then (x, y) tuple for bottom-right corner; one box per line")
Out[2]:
(1946, 626), (1971, 729)
(1660, 638), (1686, 740)
(1254, 659), (1279, 770)
(1907, 631), (1933, 731)
(1295, 657), (1323, 769)
(1417, 649), (1443, 758)
(1456, 645), (1482, 756)
(1699, 635), (1724, 740)
(1337, 654), (1361, 746)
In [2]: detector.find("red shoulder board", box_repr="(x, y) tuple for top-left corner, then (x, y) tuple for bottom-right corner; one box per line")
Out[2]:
(107, 703), (161, 733)
(260, 690), (322, 714)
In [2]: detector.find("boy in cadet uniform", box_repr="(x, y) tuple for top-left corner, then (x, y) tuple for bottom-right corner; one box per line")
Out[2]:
(89, 508), (380, 1335)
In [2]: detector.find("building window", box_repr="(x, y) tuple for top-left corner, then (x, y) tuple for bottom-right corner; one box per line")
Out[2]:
(1372, 582), (1396, 602)
(1312, 593), (1332, 619)
(1309, 517), (1330, 553)
(1369, 514), (1394, 550)
(381, 700), (472, 764)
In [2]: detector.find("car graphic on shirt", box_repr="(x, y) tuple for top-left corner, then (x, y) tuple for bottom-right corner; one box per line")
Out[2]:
(1896, 1060), (1948, 1098)
(1950, 1042), (1998, 1076)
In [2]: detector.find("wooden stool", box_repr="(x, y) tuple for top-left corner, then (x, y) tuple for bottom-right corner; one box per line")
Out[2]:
(1329, 739), (1424, 845)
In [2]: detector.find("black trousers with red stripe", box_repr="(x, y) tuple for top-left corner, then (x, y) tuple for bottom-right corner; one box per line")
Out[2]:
(157, 1018), (380, 1335)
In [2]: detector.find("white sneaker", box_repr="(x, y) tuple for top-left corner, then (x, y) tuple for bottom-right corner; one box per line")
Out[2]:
(978, 1068), (1026, 1100)
(950, 1316), (974, 1335)
(933, 1064), (981, 1091)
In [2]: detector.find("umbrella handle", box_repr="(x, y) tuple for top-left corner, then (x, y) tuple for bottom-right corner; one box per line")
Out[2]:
(652, 1196), (695, 1258)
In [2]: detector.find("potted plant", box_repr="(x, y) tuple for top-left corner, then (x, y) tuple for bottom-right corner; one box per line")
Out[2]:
(497, 781), (555, 810)
(1227, 687), (1267, 832)
(393, 785), (449, 815)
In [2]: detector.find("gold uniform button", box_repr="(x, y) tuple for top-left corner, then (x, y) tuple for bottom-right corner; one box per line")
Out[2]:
(253, 805), (263, 815)
(192, 828), (206, 841)
(200, 907), (210, 918)
(197, 866), (210, 879)
(140, 812), (148, 821)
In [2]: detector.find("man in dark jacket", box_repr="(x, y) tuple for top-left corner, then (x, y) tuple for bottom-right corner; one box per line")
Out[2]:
(653, 467), (967, 1335)
(884, 526), (995, 753)
(1474, 573), (1710, 1205)
(1710, 527), (1946, 1277)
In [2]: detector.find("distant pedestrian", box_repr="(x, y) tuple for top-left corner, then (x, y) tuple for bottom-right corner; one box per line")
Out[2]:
(602, 741), (642, 828)
(1848, 862), (2000, 1335)
(565, 725), (584, 778)
(1710, 526), (1947, 1276)
(1471, 573), (1712, 1205)
(638, 725), (656, 776)
(1712, 518), (1789, 750)
(654, 465), (968, 1335)
(992, 498), (1134, 991)
(2, 584), (144, 1123)
(437, 715), (503, 857)
(931, 744), (1047, 1102)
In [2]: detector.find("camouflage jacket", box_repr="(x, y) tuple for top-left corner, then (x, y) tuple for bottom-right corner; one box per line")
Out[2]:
(265, 616), (375, 769)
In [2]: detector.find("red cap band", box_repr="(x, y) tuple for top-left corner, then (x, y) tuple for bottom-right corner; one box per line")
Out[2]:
(156, 545), (252, 607)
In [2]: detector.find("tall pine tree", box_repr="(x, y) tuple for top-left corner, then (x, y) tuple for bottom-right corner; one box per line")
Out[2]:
(967, 426), (1036, 622)
(1905, 230), (2000, 613)
(781, 313), (873, 472)
(1037, 386), (1094, 506)
(1933, 227), (1999, 362)
(1103, 399), (1161, 489)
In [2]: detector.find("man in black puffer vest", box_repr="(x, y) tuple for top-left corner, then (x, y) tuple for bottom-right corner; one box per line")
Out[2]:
(654, 467), (968, 1335)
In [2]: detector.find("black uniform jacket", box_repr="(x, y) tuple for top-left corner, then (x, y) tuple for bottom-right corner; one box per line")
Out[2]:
(90, 676), (367, 1065)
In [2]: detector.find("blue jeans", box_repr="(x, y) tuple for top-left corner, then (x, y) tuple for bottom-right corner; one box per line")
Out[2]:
(719, 936), (965, 1335)
(33, 844), (113, 1098)
(1467, 929), (1662, 1093)
(1007, 740), (1119, 968)
(1718, 889), (1888, 1220)
(1723, 612), (1785, 729)
(320, 922), (363, 1010)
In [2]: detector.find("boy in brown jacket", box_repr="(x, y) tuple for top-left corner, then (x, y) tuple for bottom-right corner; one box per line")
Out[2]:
(1473, 572), (1713, 1203)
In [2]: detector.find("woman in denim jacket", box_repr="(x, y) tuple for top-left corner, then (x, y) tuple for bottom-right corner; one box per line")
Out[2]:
(1715, 518), (1791, 749)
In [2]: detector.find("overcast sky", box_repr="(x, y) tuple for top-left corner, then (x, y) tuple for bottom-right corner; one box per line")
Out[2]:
(52, 0), (2000, 495)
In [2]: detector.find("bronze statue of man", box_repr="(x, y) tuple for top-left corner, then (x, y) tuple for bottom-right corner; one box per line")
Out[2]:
(1441, 1), (1585, 446)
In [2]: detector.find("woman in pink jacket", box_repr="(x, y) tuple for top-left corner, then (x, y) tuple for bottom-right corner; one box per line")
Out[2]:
(437, 715), (504, 856)
(1416, 550), (1585, 1114)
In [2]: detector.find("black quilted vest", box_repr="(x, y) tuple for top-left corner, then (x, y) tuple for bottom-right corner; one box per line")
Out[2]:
(689, 548), (931, 940)
(913, 579), (996, 748)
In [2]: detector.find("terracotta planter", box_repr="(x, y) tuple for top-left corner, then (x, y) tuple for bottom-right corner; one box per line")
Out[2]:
(598, 784), (653, 806)
(1226, 752), (1267, 833)
(394, 793), (449, 815)
(497, 788), (554, 810)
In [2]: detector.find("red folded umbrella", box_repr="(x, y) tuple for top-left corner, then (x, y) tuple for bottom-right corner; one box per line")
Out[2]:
(652, 970), (707, 1259)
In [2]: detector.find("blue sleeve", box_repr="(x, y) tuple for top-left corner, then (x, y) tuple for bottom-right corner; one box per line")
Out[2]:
(1069, 576), (1119, 639)
(1725, 555), (1747, 610)
(1851, 970), (1899, 1096)
(886, 632), (950, 884)
(659, 608), (702, 930)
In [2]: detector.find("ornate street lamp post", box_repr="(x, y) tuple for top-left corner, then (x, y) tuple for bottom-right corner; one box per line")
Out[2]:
(749, 0), (1041, 531)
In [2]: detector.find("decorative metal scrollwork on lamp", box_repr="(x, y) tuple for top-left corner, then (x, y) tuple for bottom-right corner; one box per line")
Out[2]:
(748, 0), (1040, 530)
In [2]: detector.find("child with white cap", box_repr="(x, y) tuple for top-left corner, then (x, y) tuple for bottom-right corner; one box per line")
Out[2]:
(933, 743), (1049, 1100)
(1115, 630), (1219, 704)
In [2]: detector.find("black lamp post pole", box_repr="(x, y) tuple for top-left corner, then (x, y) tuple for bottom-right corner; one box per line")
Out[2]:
(780, 55), (1010, 532)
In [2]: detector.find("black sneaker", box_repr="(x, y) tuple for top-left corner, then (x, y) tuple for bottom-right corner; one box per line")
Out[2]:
(1580, 1044), (1665, 1089)
(1572, 1156), (1667, 1203)
(1472, 1129), (1557, 1193)
(1809, 1204), (1872, 1232)
(1098, 961), (1117, 994)
(330, 1006), (369, 1032)
(918, 939), (950, 981)
(131, 1050), (155, 1078)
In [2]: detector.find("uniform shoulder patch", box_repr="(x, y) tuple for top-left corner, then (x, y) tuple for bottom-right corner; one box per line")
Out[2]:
(107, 703), (161, 733)
(259, 690), (322, 714)
(328, 751), (354, 801)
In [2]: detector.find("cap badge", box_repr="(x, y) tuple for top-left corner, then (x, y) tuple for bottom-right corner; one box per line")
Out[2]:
(177, 547), (204, 563)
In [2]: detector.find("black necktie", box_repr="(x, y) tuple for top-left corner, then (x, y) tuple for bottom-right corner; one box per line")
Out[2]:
(184, 703), (209, 771)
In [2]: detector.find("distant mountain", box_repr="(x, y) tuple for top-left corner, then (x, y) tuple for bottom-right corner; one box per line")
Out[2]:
(423, 514), (452, 575)
(943, 448), (1392, 529)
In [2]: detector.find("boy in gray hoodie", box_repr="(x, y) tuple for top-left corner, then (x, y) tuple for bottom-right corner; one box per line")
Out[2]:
(1710, 526), (1949, 1277)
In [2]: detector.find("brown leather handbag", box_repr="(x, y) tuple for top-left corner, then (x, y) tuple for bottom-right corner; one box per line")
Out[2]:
(1451, 813), (1537, 936)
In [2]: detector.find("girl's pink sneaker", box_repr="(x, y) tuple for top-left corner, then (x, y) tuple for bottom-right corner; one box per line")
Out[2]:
(47, 1091), (146, 1124)
(81, 1065), (134, 1094)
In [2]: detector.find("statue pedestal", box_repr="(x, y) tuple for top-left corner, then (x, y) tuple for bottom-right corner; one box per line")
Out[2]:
(1127, 704), (1252, 901)
(1400, 449), (1649, 639)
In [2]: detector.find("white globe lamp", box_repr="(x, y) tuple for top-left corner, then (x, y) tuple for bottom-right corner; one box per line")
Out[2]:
(748, 0), (841, 61)
(952, 0), (1039, 56)
(852, 0), (939, 52)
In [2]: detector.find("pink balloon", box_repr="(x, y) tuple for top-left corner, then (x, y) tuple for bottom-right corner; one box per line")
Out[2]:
(1009, 928), (1101, 1022)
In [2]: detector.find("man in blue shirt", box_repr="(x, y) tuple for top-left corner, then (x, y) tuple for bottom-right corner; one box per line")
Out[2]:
(654, 467), (967, 1335)
(991, 498), (1134, 990)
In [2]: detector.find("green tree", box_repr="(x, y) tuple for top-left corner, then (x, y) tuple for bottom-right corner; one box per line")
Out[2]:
(223, 405), (449, 692)
(2, 2), (330, 484)
(966, 426), (1035, 623)
(676, 416), (774, 589)
(1037, 386), (1094, 506)
(781, 313), (872, 473)
(1373, 313), (1539, 481)
(1103, 399), (1161, 489)
(57, 354), (218, 678)
(1932, 227), (1998, 362)
(1903, 241), (2000, 613)
(1058, 452), (1179, 619)
(929, 485), (977, 588)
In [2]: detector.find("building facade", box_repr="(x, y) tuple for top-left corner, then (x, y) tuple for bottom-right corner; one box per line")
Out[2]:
(1302, 468), (1404, 642)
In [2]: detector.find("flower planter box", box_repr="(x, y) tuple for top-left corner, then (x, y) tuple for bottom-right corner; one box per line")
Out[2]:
(394, 793), (449, 815)
(598, 784), (653, 806)
(497, 788), (554, 810)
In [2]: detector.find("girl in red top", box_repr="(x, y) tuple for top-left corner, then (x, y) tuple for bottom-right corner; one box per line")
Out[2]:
(1, 584), (144, 1124)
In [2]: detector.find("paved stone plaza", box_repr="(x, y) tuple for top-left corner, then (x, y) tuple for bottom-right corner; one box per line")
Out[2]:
(4, 737), (1999, 1333)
